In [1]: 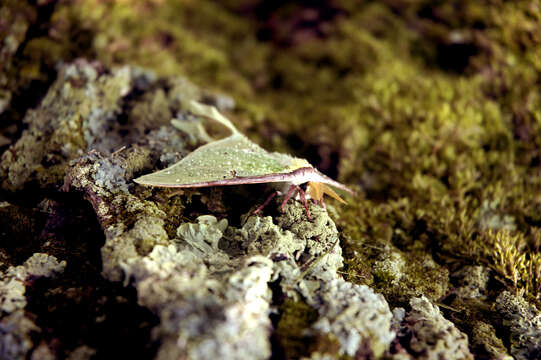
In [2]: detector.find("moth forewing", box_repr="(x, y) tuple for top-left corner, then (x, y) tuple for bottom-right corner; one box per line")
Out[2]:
(133, 101), (354, 206)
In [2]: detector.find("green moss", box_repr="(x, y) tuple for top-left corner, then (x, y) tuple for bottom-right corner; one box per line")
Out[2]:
(4, 0), (541, 355)
(275, 299), (319, 359)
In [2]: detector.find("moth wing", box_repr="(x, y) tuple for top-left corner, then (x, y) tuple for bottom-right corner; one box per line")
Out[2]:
(134, 133), (299, 187)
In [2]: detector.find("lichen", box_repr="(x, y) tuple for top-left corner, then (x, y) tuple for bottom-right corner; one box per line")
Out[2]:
(495, 291), (541, 360)
(121, 244), (274, 360)
(309, 279), (394, 358)
(0, 311), (39, 360)
(3, 0), (541, 357)
(0, 253), (65, 359)
(401, 296), (473, 360)
(1, 253), (66, 313)
(372, 249), (405, 286)
(451, 265), (491, 300)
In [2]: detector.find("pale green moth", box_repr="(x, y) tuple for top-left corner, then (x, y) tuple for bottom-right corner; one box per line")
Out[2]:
(134, 101), (354, 216)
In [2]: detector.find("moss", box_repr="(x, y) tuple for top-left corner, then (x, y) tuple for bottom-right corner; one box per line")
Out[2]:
(4, 0), (541, 357)
(482, 230), (541, 301)
(275, 299), (319, 359)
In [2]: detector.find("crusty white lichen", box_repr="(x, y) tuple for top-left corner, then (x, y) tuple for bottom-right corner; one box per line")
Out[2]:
(177, 215), (228, 254)
(121, 242), (273, 360)
(0, 61), (131, 190)
(0, 311), (39, 360)
(373, 248), (406, 285)
(402, 296), (473, 360)
(0, 253), (65, 359)
(57, 62), (396, 359)
(452, 265), (491, 300)
(1, 253), (66, 313)
(495, 291), (541, 360)
(15, 253), (66, 278)
(310, 279), (395, 358)
(0, 278), (25, 314)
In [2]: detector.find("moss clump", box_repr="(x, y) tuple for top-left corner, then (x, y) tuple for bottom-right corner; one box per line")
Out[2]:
(4, 0), (541, 357)
(274, 299), (319, 359)
(482, 230), (541, 301)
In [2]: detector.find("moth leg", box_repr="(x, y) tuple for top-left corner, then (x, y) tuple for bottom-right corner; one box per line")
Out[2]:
(253, 191), (278, 215)
(167, 189), (185, 198)
(297, 187), (312, 220)
(320, 196), (326, 210)
(280, 185), (299, 212)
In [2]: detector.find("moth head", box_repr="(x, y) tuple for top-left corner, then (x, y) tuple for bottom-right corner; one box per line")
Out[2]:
(306, 181), (347, 204)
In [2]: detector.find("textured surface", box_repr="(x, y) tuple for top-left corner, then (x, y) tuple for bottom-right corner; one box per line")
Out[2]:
(1, 1), (541, 359)
(495, 291), (541, 360)
(0, 253), (65, 359)
(401, 296), (473, 360)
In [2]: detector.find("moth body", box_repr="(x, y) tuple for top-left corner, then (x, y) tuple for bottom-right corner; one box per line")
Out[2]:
(134, 101), (354, 206)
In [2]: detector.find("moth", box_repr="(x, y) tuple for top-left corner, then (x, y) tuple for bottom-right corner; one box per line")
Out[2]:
(134, 101), (354, 219)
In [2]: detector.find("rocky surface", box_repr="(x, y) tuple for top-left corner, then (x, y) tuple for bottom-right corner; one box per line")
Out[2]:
(0, 253), (66, 359)
(495, 291), (541, 360)
(401, 296), (473, 360)
(0, 56), (538, 360)
(1, 1), (541, 359)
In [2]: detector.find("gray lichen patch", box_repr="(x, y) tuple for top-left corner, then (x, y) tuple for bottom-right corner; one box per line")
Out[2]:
(0, 59), (203, 192)
(309, 279), (395, 358)
(223, 215), (302, 260)
(121, 244), (274, 360)
(370, 245), (449, 305)
(1, 253), (66, 313)
(495, 291), (541, 360)
(372, 248), (405, 286)
(0, 276), (25, 314)
(451, 265), (491, 300)
(1, 61), (127, 190)
(0, 253), (66, 359)
(9, 252), (66, 279)
(0, 311), (40, 360)
(65, 149), (169, 280)
(52, 62), (397, 359)
(400, 296), (473, 360)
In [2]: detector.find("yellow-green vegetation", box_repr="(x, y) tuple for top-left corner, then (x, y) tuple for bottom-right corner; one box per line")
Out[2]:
(36, 0), (540, 304)
(483, 230), (541, 299)
(275, 299), (319, 359)
(3, 0), (541, 330)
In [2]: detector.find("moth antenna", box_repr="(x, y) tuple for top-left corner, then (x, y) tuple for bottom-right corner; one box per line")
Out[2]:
(189, 101), (240, 135)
